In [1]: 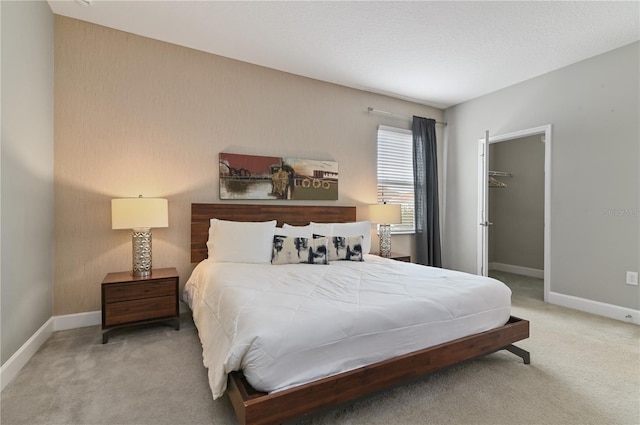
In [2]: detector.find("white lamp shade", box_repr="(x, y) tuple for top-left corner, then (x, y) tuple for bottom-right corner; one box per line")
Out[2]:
(112, 197), (168, 229)
(369, 203), (402, 225)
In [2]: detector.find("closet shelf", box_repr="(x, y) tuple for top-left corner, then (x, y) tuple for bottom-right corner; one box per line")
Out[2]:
(489, 170), (512, 188)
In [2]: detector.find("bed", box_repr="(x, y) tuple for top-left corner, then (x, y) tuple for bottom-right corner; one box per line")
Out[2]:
(187, 203), (530, 425)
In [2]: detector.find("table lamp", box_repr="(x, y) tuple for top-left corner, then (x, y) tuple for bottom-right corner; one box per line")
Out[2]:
(369, 203), (402, 258)
(112, 196), (168, 277)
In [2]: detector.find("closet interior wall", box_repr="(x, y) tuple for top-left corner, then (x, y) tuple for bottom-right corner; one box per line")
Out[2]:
(488, 135), (545, 273)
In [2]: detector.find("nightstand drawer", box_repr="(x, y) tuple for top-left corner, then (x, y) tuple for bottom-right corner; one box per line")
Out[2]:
(104, 295), (176, 326)
(101, 268), (180, 343)
(104, 279), (175, 303)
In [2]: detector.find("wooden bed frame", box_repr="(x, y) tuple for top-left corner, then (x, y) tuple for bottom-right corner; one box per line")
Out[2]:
(191, 203), (530, 425)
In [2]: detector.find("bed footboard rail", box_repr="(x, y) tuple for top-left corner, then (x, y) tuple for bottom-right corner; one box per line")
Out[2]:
(227, 316), (530, 425)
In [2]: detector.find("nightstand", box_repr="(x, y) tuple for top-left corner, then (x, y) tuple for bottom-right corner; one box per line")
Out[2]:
(379, 253), (411, 262)
(101, 267), (180, 343)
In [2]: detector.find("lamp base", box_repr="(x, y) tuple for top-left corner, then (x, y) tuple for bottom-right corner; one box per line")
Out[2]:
(132, 228), (152, 277)
(378, 224), (392, 258)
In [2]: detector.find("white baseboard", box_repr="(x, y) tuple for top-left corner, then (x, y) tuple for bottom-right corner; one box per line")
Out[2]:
(488, 264), (637, 325)
(548, 291), (640, 325)
(0, 317), (54, 392)
(489, 262), (544, 279)
(54, 310), (101, 331)
(1, 302), (192, 393)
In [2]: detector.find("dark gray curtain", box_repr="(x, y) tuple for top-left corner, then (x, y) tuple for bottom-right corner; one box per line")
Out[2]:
(412, 116), (442, 267)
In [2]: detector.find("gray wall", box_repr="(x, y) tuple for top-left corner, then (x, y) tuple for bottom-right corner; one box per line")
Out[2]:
(444, 42), (639, 310)
(488, 135), (545, 270)
(1, 1), (54, 365)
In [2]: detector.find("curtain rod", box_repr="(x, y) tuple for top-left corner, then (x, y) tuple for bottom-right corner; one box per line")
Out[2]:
(367, 107), (447, 126)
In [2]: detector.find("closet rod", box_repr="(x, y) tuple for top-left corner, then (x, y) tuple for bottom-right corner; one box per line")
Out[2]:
(367, 107), (447, 126)
(488, 171), (513, 177)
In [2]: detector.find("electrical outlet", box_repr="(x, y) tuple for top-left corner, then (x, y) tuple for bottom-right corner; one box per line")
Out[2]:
(626, 271), (638, 286)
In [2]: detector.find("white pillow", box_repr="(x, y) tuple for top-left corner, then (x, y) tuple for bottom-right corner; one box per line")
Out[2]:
(311, 221), (372, 254)
(310, 222), (333, 238)
(279, 223), (313, 238)
(207, 219), (276, 263)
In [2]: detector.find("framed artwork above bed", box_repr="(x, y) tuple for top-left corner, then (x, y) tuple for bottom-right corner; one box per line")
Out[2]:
(219, 153), (338, 200)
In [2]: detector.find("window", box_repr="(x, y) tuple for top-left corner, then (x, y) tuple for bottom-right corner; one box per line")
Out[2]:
(376, 125), (415, 233)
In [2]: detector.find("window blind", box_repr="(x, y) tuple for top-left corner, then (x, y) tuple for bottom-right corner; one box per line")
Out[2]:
(376, 125), (415, 233)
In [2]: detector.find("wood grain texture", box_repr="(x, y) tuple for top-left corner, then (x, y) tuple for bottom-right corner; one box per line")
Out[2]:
(228, 317), (530, 425)
(101, 268), (179, 329)
(191, 203), (356, 263)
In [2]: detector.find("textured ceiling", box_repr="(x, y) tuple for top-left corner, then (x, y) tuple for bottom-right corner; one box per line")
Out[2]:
(48, 0), (639, 108)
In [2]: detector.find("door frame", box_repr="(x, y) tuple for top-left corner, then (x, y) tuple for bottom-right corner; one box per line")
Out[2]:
(477, 125), (551, 302)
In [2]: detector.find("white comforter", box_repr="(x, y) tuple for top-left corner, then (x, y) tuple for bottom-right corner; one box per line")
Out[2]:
(183, 255), (511, 399)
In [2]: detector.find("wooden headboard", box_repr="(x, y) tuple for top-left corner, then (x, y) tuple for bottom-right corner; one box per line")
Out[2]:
(191, 203), (357, 263)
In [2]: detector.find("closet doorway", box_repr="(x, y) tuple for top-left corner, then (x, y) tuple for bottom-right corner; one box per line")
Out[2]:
(477, 125), (551, 302)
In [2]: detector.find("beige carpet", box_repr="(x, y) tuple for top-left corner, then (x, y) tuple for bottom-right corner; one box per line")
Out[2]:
(1, 272), (638, 425)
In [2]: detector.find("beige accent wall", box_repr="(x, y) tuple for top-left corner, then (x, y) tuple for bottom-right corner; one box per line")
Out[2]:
(54, 16), (443, 315)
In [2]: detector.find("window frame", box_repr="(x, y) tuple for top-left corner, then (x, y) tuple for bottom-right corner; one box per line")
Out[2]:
(376, 125), (415, 234)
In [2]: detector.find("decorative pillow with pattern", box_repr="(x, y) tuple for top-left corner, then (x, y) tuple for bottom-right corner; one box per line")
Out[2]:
(308, 236), (329, 265)
(272, 235), (329, 265)
(328, 235), (364, 262)
(272, 235), (309, 265)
